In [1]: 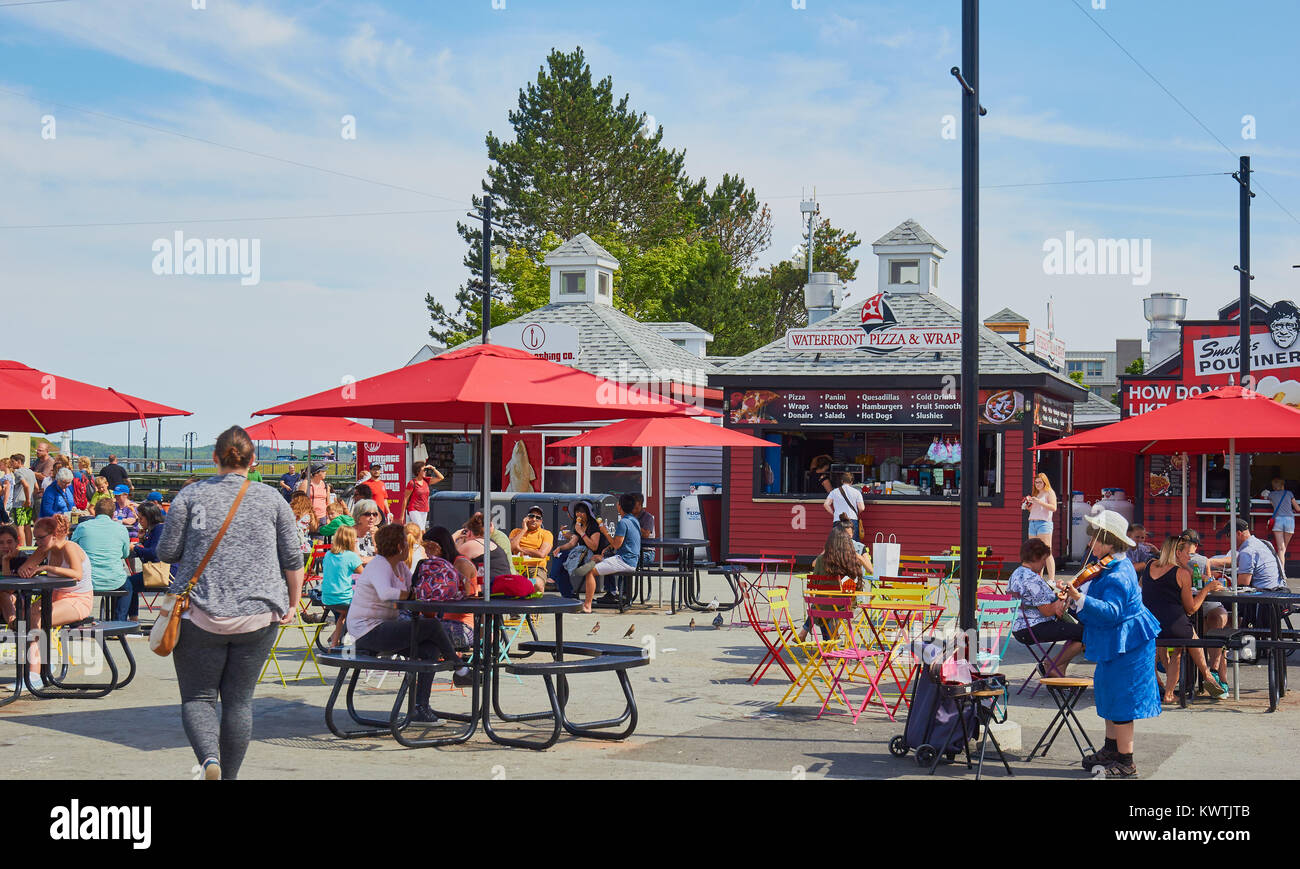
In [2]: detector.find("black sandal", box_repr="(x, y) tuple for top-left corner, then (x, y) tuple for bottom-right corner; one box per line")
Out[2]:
(1102, 759), (1138, 777)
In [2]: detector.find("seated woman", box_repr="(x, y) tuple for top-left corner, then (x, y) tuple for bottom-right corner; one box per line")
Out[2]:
(320, 526), (363, 648)
(1009, 538), (1085, 676)
(346, 524), (469, 723)
(0, 524), (21, 628)
(547, 501), (609, 600)
(350, 499), (382, 559)
(121, 500), (168, 622)
(404, 523), (427, 569)
(1140, 533), (1228, 702)
(831, 520), (873, 577)
(414, 526), (480, 651)
(14, 514), (94, 688)
(800, 525), (865, 642)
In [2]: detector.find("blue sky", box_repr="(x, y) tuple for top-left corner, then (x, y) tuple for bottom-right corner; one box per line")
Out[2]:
(2, 0), (1298, 445)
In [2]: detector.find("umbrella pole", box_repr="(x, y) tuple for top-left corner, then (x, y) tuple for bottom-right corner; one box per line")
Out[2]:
(483, 403), (492, 601)
(1181, 452), (1188, 530)
(1229, 438), (1239, 700)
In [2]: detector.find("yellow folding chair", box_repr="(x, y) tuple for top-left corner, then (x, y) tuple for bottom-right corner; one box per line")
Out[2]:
(258, 611), (326, 686)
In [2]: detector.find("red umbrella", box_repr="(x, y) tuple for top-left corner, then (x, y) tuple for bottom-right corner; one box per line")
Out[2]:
(253, 343), (718, 426)
(255, 343), (715, 599)
(0, 360), (190, 434)
(549, 416), (774, 449)
(243, 416), (403, 444)
(1036, 385), (1300, 455)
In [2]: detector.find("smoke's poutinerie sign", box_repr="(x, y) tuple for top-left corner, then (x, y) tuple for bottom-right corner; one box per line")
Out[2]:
(784, 293), (961, 353)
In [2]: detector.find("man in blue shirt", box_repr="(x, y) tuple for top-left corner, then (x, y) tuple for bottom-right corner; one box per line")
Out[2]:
(278, 465), (300, 502)
(71, 498), (132, 613)
(1211, 519), (1288, 628)
(572, 493), (641, 613)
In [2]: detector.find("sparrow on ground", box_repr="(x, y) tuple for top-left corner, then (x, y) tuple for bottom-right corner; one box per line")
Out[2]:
(689, 618), (696, 630)
(622, 624), (636, 638)
(588, 622), (601, 635)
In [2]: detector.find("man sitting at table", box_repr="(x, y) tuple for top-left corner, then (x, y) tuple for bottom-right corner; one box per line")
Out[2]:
(509, 506), (553, 587)
(1009, 538), (1085, 676)
(571, 494), (641, 613)
(1208, 519), (1290, 628)
(631, 493), (657, 567)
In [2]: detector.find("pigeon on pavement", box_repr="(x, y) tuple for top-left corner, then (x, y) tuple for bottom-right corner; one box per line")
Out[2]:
(706, 597), (719, 611)
(712, 613), (724, 629)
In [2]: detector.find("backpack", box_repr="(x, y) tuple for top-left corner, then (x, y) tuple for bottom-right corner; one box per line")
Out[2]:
(71, 472), (90, 510)
(411, 557), (466, 602)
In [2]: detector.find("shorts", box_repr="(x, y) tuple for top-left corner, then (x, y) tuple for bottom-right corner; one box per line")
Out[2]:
(52, 589), (93, 621)
(406, 510), (428, 529)
(1273, 516), (1295, 534)
(1157, 616), (1195, 641)
(1028, 520), (1053, 537)
(12, 506), (33, 526)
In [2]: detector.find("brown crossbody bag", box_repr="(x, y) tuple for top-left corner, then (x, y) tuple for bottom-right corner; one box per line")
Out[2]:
(149, 478), (251, 657)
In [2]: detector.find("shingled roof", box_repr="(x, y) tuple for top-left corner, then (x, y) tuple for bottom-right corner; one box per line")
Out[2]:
(543, 233), (619, 263)
(452, 304), (715, 386)
(873, 219), (946, 250)
(984, 307), (1029, 324)
(712, 290), (1079, 391)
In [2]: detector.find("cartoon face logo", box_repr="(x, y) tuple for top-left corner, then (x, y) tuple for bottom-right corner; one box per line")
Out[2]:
(1268, 301), (1300, 350)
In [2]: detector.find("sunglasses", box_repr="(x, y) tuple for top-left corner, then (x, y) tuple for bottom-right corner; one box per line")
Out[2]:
(362, 511), (380, 518)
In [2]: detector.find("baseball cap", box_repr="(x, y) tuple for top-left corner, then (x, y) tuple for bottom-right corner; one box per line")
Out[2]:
(310, 463), (326, 475)
(145, 491), (163, 502)
(113, 485), (130, 496)
(1216, 518), (1250, 538)
(1178, 528), (1202, 546)
(526, 505), (544, 518)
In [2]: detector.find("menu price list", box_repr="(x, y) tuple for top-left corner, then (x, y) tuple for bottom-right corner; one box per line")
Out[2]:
(766, 390), (962, 426)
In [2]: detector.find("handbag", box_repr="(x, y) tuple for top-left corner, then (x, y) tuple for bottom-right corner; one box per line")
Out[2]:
(1266, 491), (1287, 532)
(141, 561), (172, 589)
(149, 478), (252, 657)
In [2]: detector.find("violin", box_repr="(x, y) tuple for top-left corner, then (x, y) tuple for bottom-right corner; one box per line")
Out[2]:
(1070, 554), (1117, 588)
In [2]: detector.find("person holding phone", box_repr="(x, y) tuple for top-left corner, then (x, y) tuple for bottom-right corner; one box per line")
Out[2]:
(1022, 473), (1058, 583)
(401, 462), (443, 529)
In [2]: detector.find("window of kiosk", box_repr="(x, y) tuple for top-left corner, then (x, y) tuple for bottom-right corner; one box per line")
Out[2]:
(753, 429), (1002, 499)
(1201, 453), (1300, 506)
(542, 436), (579, 493)
(587, 446), (644, 496)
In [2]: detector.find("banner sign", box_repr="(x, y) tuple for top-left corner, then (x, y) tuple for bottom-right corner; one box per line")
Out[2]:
(489, 321), (579, 363)
(356, 440), (407, 512)
(784, 293), (960, 353)
(1034, 393), (1073, 432)
(1033, 328), (1066, 369)
(728, 388), (1029, 428)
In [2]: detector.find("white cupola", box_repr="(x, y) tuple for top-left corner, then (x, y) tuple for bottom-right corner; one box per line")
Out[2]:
(872, 219), (946, 295)
(543, 233), (620, 306)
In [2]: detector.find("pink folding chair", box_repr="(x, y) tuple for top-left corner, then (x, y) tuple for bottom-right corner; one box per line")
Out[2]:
(804, 591), (892, 723)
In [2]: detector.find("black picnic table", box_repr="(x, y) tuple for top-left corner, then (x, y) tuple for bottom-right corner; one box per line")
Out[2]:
(0, 575), (74, 705)
(396, 595), (584, 748)
(1204, 587), (1300, 712)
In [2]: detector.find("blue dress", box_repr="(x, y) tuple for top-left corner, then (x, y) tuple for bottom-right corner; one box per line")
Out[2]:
(1077, 555), (1162, 722)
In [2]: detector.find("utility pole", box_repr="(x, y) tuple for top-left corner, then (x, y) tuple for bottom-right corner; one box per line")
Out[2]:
(953, 0), (987, 640)
(800, 194), (819, 283)
(1233, 156), (1254, 507)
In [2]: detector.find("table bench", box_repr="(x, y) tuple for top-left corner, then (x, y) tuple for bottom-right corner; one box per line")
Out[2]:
(508, 640), (648, 746)
(27, 618), (138, 698)
(318, 650), (472, 748)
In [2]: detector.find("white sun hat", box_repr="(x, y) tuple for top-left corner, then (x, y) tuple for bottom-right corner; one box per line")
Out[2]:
(1084, 508), (1135, 547)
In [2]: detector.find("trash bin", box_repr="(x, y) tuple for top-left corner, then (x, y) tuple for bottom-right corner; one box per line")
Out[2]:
(426, 490), (481, 535)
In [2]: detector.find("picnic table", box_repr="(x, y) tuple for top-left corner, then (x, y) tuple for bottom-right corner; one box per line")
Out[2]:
(1205, 587), (1300, 712)
(638, 537), (708, 613)
(0, 574), (137, 704)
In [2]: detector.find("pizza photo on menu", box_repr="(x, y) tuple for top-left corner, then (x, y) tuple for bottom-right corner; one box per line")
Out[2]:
(731, 390), (781, 424)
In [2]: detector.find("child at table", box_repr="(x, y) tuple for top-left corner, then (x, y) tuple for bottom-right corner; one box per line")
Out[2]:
(1059, 510), (1161, 778)
(320, 526), (362, 648)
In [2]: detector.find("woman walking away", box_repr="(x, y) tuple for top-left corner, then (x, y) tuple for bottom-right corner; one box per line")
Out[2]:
(1022, 473), (1059, 583)
(157, 426), (304, 781)
(1060, 510), (1161, 778)
(1261, 478), (1300, 574)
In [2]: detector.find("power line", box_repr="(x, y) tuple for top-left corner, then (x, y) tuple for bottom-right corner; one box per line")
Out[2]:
(0, 173), (1230, 231)
(0, 0), (81, 6)
(1066, 0), (1300, 227)
(0, 85), (469, 206)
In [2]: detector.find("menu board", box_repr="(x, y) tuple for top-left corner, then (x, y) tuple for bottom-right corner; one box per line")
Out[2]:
(728, 388), (1028, 428)
(1035, 394), (1074, 432)
(1147, 454), (1187, 498)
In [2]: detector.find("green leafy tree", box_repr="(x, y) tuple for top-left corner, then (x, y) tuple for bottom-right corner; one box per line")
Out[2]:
(1069, 370), (1086, 386)
(1124, 357), (1145, 375)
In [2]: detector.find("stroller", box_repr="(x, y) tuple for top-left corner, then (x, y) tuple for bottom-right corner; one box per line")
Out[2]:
(889, 638), (1006, 770)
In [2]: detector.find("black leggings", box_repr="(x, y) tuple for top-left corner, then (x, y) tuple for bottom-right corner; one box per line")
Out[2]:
(355, 618), (459, 707)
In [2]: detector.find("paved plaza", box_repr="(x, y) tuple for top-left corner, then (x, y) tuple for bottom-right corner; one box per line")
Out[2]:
(0, 575), (1291, 781)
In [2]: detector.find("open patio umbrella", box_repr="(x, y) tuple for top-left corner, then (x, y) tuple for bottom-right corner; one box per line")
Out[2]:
(1037, 386), (1300, 697)
(255, 343), (717, 598)
(0, 360), (190, 434)
(244, 416), (404, 498)
(548, 416), (775, 449)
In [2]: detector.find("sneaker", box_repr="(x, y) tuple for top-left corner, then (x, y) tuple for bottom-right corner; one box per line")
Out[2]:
(202, 758), (221, 780)
(1212, 672), (1230, 694)
(452, 668), (474, 687)
(1081, 746), (1118, 771)
(25, 673), (44, 691)
(411, 705), (440, 724)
